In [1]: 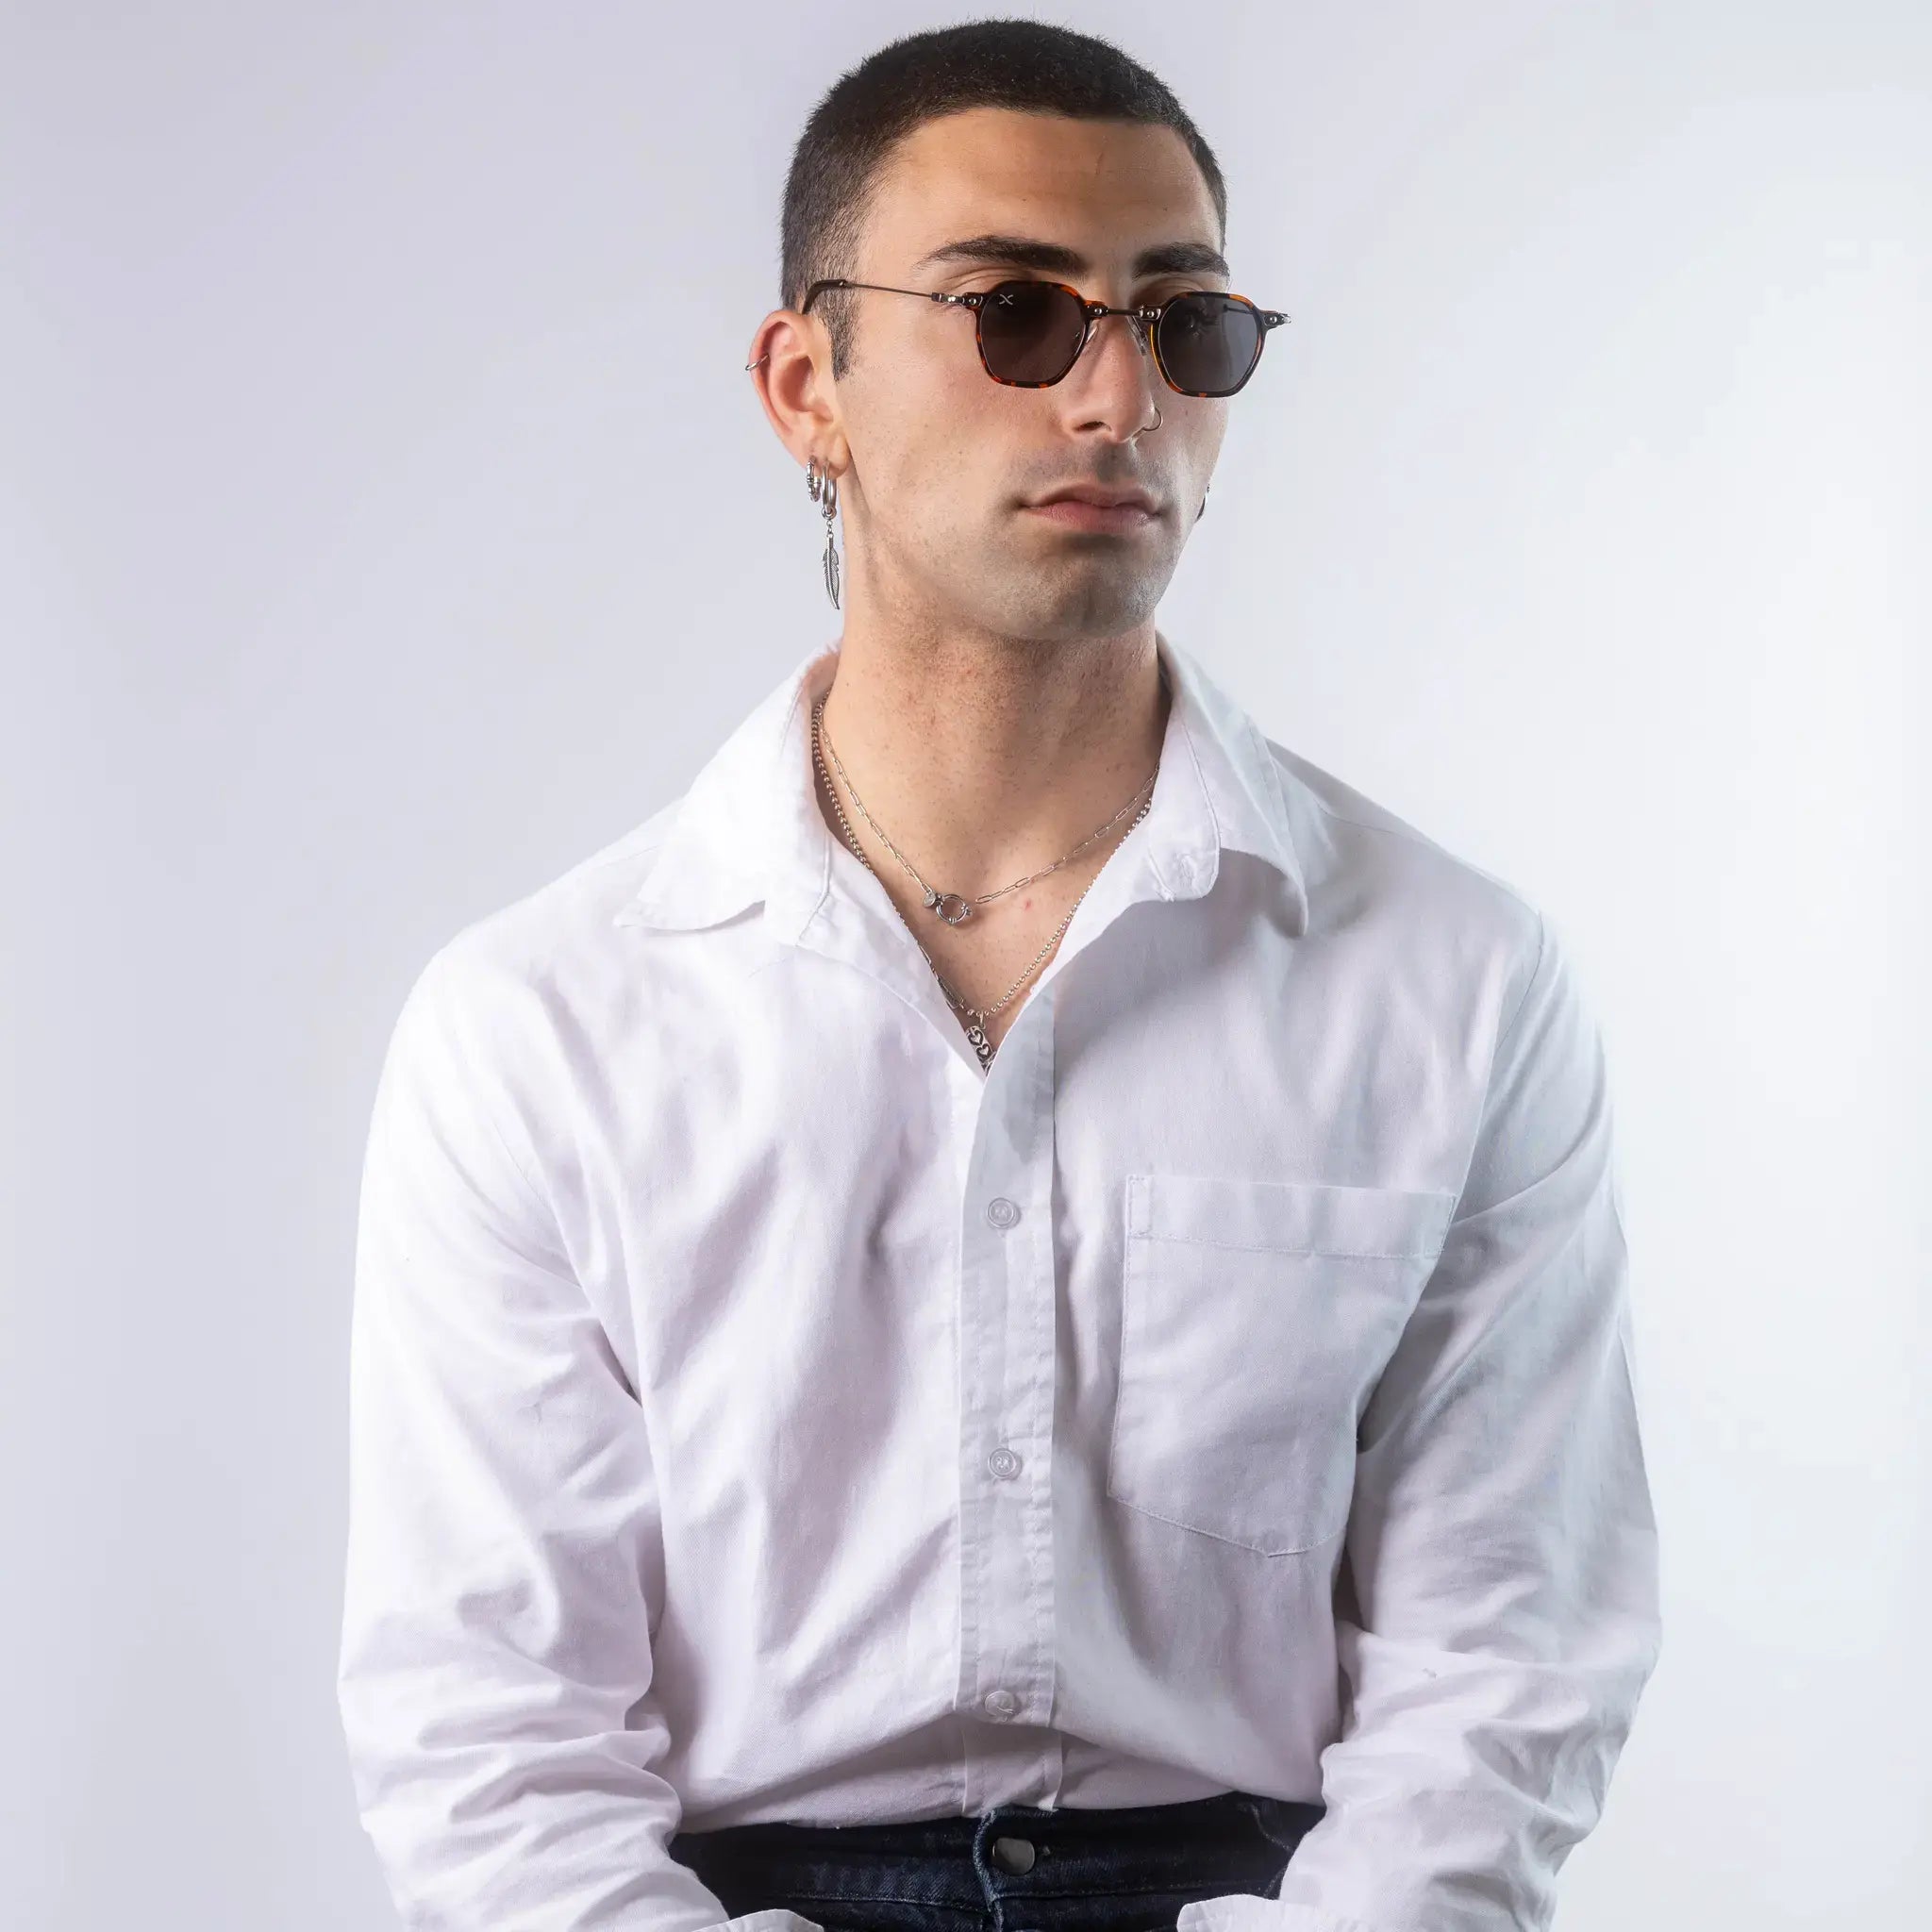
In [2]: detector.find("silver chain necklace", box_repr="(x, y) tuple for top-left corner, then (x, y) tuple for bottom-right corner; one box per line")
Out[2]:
(809, 676), (1164, 1073)
(818, 706), (1158, 927)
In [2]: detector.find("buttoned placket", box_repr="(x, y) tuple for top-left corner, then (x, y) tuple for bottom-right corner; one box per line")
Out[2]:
(945, 839), (1211, 1808)
(773, 785), (1217, 1815)
(753, 647), (1230, 1813)
(950, 984), (1060, 1810)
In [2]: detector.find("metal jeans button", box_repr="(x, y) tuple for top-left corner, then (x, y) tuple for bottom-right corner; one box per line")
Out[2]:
(991, 1835), (1037, 1874)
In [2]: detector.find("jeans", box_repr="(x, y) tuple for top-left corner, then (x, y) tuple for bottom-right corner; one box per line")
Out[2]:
(666, 1788), (1327, 1932)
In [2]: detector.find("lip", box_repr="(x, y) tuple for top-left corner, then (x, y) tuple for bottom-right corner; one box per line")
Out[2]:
(1023, 494), (1160, 533)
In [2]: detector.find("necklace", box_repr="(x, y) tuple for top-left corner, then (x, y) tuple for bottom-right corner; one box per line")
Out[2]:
(809, 675), (1164, 1072)
(818, 704), (1159, 927)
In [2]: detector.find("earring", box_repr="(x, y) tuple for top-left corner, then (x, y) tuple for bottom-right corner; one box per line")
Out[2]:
(806, 456), (841, 608)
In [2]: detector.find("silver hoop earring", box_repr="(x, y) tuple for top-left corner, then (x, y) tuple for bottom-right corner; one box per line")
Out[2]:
(806, 456), (841, 609)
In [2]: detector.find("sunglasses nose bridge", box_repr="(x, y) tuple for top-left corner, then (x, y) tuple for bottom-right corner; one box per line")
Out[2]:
(1067, 301), (1155, 378)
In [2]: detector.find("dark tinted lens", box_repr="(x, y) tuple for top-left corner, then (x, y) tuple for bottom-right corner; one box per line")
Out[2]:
(976, 280), (1089, 384)
(1158, 292), (1264, 395)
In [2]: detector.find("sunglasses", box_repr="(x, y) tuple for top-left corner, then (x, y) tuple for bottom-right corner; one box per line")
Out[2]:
(785, 275), (1291, 398)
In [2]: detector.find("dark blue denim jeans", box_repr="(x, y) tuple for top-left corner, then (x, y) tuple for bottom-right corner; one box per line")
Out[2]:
(666, 1789), (1326, 1932)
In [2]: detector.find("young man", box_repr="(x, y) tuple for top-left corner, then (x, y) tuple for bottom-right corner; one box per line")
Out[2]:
(338, 21), (1661, 1932)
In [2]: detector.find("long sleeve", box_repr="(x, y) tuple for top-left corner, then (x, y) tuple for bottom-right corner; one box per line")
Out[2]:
(336, 941), (821, 1932)
(1183, 911), (1664, 1932)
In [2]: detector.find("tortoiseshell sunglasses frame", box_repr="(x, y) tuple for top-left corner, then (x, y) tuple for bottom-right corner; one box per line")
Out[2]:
(754, 276), (1291, 398)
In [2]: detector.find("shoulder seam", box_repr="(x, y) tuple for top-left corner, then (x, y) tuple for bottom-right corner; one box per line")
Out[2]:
(417, 941), (565, 1238)
(1496, 907), (1550, 1052)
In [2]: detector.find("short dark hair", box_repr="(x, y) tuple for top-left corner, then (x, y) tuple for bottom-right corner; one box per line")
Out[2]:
(778, 18), (1228, 379)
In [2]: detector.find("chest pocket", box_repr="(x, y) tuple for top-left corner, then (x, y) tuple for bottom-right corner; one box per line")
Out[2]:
(1106, 1173), (1457, 1556)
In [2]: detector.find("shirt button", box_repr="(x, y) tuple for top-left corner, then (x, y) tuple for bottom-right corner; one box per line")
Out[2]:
(982, 1687), (1019, 1720)
(991, 1836), (1037, 1874)
(985, 1196), (1022, 1229)
(986, 1446), (1022, 1480)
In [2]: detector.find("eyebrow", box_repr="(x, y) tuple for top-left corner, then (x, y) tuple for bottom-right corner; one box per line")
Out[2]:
(908, 232), (1231, 281)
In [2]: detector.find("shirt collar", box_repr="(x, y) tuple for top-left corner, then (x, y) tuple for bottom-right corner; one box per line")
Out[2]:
(612, 631), (1306, 938)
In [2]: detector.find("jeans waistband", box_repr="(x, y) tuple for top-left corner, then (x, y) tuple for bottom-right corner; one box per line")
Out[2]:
(666, 1789), (1326, 1923)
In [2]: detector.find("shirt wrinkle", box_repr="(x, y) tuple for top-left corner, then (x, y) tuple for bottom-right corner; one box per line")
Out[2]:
(339, 630), (1659, 1932)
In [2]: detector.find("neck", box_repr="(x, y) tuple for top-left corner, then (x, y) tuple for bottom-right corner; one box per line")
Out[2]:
(811, 625), (1172, 899)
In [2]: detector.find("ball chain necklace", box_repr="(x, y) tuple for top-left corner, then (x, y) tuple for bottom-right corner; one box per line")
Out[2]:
(809, 668), (1167, 1073)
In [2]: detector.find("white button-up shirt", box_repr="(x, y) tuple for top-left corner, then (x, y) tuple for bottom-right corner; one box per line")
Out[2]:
(338, 632), (1661, 1932)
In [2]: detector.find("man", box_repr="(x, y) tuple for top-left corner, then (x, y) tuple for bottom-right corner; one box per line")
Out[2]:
(338, 20), (1661, 1932)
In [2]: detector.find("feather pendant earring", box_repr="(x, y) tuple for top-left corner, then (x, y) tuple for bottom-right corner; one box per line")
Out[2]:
(806, 457), (841, 608)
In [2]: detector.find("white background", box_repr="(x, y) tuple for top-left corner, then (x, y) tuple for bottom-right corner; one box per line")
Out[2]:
(5, 3), (1925, 1927)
